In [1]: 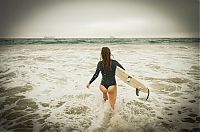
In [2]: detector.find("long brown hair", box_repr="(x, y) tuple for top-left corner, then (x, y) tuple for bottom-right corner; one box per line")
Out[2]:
(100, 47), (112, 70)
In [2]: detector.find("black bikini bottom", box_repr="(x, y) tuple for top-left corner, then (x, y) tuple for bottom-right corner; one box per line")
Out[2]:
(101, 80), (116, 89)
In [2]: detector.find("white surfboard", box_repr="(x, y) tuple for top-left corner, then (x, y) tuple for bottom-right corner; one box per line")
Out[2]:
(116, 66), (150, 100)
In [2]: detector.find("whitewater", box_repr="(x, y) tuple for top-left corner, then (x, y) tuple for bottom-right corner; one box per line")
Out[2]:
(0, 38), (199, 131)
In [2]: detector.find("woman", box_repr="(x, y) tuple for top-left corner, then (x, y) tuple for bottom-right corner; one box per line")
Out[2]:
(86, 47), (125, 111)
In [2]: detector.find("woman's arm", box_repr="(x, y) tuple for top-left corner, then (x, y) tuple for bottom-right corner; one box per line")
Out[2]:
(117, 61), (125, 70)
(88, 62), (101, 85)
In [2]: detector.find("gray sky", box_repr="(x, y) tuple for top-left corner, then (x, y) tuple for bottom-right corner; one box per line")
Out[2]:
(0, 0), (199, 38)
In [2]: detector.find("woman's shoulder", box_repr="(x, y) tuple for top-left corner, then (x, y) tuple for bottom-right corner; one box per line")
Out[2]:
(112, 59), (118, 63)
(112, 60), (121, 65)
(97, 61), (103, 65)
(98, 60), (103, 63)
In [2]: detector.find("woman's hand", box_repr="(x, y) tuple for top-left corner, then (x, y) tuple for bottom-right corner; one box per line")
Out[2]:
(86, 83), (90, 88)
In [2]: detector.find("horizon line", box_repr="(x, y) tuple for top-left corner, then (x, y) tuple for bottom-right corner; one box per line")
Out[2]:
(0, 37), (199, 39)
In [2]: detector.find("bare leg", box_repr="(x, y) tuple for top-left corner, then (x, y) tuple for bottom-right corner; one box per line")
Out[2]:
(107, 85), (117, 111)
(99, 85), (108, 101)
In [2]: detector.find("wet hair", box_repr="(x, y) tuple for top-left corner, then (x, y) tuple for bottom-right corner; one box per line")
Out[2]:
(101, 47), (112, 70)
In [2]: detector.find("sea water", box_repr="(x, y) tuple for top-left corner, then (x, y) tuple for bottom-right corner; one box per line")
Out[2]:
(0, 38), (199, 132)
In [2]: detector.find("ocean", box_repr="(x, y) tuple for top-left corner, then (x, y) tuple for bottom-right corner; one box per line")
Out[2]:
(0, 38), (199, 132)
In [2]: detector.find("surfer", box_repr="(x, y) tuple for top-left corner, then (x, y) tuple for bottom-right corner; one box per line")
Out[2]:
(86, 47), (125, 111)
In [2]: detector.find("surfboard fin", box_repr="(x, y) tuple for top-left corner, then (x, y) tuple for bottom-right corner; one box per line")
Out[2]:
(146, 89), (150, 101)
(136, 88), (139, 96)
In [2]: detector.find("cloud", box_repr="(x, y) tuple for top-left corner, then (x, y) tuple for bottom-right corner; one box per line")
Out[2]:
(0, 0), (198, 38)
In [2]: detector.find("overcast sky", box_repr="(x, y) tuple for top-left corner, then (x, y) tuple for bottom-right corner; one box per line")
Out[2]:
(0, 0), (199, 38)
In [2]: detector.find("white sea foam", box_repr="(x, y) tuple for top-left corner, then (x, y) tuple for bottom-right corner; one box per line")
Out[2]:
(0, 43), (199, 131)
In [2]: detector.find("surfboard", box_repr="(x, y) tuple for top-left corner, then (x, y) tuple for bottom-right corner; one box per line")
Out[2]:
(116, 66), (150, 100)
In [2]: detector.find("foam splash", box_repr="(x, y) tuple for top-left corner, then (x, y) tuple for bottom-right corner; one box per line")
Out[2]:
(0, 43), (199, 131)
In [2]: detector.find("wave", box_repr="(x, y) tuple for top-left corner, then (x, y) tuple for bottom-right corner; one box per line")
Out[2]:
(148, 38), (200, 44)
(0, 38), (199, 45)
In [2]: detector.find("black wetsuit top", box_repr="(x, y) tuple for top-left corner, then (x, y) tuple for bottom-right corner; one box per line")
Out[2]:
(89, 60), (125, 89)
